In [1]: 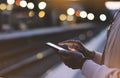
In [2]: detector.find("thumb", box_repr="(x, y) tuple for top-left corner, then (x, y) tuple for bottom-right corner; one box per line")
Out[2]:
(58, 40), (77, 46)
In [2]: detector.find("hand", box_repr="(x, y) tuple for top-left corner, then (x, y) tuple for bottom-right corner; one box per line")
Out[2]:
(58, 40), (95, 59)
(58, 50), (87, 69)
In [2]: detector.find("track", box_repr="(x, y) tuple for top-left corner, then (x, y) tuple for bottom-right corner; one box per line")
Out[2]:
(0, 23), (105, 77)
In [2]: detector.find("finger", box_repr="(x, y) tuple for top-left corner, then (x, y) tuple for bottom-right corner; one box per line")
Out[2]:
(58, 40), (79, 47)
(68, 46), (84, 52)
(60, 40), (86, 52)
(58, 40), (75, 45)
(68, 46), (78, 51)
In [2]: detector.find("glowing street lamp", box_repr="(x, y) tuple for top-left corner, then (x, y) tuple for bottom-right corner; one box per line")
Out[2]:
(75, 10), (80, 17)
(20, 0), (27, 8)
(7, 4), (13, 11)
(99, 14), (107, 21)
(38, 11), (46, 18)
(67, 15), (74, 21)
(27, 2), (34, 9)
(67, 8), (75, 15)
(7, 0), (15, 5)
(15, 0), (20, 6)
(0, 3), (7, 10)
(105, 1), (120, 10)
(87, 13), (95, 20)
(28, 11), (35, 17)
(38, 2), (47, 10)
(59, 14), (67, 21)
(80, 11), (87, 18)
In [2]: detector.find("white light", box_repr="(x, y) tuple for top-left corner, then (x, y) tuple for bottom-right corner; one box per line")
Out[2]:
(87, 13), (95, 20)
(7, 4), (13, 11)
(67, 15), (74, 21)
(20, 0), (27, 8)
(27, 2), (34, 9)
(67, 8), (75, 15)
(80, 11), (87, 18)
(99, 14), (107, 21)
(105, 1), (120, 10)
(7, 0), (15, 5)
(38, 2), (47, 10)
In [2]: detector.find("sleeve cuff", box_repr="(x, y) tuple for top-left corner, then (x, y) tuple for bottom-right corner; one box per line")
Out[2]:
(81, 60), (101, 78)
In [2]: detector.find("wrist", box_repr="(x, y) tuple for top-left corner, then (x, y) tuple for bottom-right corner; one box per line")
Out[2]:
(80, 57), (89, 69)
(90, 51), (96, 59)
(85, 50), (96, 59)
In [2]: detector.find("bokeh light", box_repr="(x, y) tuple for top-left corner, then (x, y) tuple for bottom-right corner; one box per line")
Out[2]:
(19, 23), (27, 31)
(67, 15), (74, 21)
(27, 2), (34, 10)
(15, 0), (20, 6)
(59, 14), (67, 21)
(38, 11), (46, 18)
(99, 14), (107, 21)
(0, 3), (7, 10)
(67, 8), (75, 15)
(28, 11), (35, 17)
(38, 2), (47, 10)
(87, 13), (95, 20)
(75, 10), (80, 17)
(105, 1), (120, 10)
(7, 0), (15, 5)
(79, 34), (86, 40)
(20, 0), (27, 8)
(86, 30), (93, 37)
(36, 53), (43, 59)
(80, 11), (87, 18)
(7, 4), (13, 11)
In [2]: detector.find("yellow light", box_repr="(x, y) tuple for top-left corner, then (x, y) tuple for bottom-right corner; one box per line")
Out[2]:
(59, 14), (67, 21)
(38, 11), (46, 18)
(7, 0), (15, 5)
(67, 8), (75, 15)
(7, 4), (13, 11)
(105, 1), (120, 10)
(99, 14), (107, 21)
(80, 11), (87, 18)
(38, 2), (47, 10)
(0, 3), (7, 10)
(28, 11), (35, 17)
(27, 2), (34, 10)
(67, 15), (74, 21)
(87, 13), (95, 20)
(36, 53), (43, 59)
(20, 0), (27, 8)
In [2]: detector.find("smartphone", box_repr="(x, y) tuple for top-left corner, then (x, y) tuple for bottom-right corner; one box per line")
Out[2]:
(46, 42), (66, 51)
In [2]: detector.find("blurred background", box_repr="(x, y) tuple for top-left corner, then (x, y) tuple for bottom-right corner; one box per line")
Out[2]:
(0, 0), (120, 78)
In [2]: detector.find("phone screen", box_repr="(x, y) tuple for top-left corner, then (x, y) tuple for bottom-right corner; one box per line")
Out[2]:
(46, 42), (65, 51)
